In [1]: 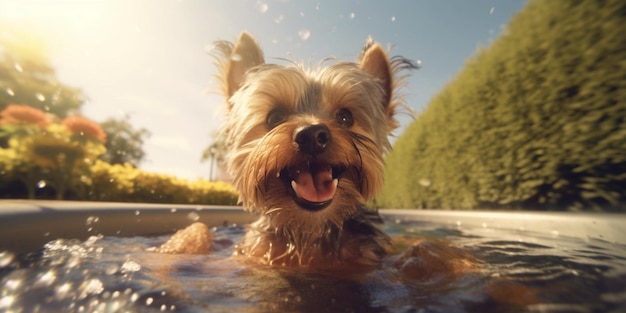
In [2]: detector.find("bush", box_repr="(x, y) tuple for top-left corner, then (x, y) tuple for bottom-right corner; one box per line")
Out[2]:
(377, 0), (626, 211)
(0, 104), (239, 205)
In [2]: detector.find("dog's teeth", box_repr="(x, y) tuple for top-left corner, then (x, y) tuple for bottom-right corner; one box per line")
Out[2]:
(276, 171), (280, 178)
(333, 179), (338, 188)
(291, 180), (298, 192)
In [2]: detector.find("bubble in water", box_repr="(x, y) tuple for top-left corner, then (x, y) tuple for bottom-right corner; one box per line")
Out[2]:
(81, 278), (104, 296)
(36, 269), (57, 287)
(0, 251), (15, 267)
(105, 264), (119, 275)
(35, 93), (46, 102)
(121, 259), (141, 273)
(257, 1), (268, 13)
(187, 211), (200, 222)
(55, 282), (73, 300)
(298, 29), (311, 41)
(37, 180), (47, 188)
(6, 88), (14, 96)
(0, 295), (15, 310)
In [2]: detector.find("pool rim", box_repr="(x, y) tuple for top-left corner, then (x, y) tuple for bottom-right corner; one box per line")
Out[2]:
(1, 200), (624, 254)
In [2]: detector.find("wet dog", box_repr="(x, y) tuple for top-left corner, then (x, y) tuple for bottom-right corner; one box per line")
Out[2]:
(157, 32), (477, 278)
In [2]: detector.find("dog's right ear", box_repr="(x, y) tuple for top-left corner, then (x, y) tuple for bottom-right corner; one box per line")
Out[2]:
(224, 32), (265, 99)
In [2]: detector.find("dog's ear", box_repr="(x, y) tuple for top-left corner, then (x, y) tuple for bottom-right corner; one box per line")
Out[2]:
(359, 39), (393, 109)
(226, 32), (265, 98)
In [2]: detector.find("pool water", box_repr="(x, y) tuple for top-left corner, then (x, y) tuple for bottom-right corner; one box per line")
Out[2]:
(1, 216), (625, 313)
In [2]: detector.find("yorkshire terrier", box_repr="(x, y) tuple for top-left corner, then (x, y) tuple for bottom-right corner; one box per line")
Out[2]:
(157, 32), (479, 279)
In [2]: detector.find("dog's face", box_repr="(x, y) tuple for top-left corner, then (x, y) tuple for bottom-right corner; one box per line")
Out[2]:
(215, 33), (407, 234)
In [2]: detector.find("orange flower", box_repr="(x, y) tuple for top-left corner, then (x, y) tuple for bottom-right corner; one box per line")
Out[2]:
(0, 104), (50, 127)
(61, 116), (107, 143)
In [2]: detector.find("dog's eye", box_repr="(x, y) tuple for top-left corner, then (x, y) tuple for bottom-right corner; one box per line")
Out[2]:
(335, 108), (353, 127)
(266, 109), (287, 129)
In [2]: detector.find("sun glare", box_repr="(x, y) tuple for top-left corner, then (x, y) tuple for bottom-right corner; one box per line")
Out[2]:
(0, 0), (107, 51)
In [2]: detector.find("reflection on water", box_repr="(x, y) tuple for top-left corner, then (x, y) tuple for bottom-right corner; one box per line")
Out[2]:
(1, 217), (625, 312)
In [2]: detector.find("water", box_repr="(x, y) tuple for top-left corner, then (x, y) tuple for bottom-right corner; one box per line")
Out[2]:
(1, 217), (625, 313)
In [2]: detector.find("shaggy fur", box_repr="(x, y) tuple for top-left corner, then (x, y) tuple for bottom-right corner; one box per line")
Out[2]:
(208, 32), (416, 271)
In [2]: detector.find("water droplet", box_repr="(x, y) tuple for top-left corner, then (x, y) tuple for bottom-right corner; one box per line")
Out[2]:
(349, 12), (355, 19)
(37, 180), (47, 188)
(14, 63), (23, 72)
(416, 59), (422, 67)
(274, 15), (285, 24)
(160, 304), (167, 311)
(35, 93), (45, 101)
(230, 53), (242, 62)
(130, 292), (139, 302)
(489, 7), (495, 15)
(86, 216), (99, 225)
(105, 264), (119, 275)
(135, 210), (141, 216)
(257, 1), (268, 13)
(391, 16), (396, 22)
(0, 251), (15, 267)
(121, 259), (141, 273)
(146, 297), (154, 305)
(298, 29), (311, 41)
(187, 211), (200, 222)
(81, 278), (104, 295)
(6, 88), (14, 96)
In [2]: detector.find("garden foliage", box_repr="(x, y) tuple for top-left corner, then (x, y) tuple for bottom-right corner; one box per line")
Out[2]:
(0, 105), (238, 205)
(377, 0), (626, 211)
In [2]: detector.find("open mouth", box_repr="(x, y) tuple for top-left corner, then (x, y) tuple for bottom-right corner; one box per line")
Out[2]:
(280, 163), (345, 211)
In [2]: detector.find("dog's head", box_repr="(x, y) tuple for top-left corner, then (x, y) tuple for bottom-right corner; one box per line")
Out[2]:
(213, 32), (413, 233)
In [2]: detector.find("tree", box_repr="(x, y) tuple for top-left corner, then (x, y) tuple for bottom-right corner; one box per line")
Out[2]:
(201, 131), (228, 181)
(0, 23), (85, 117)
(99, 115), (151, 167)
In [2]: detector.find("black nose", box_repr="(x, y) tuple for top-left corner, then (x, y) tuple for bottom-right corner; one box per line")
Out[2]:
(295, 124), (331, 156)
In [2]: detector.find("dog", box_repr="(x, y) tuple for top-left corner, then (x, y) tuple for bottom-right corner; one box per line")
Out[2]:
(156, 32), (481, 280)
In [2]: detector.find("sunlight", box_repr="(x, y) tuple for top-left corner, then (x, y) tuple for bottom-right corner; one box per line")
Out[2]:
(0, 0), (107, 51)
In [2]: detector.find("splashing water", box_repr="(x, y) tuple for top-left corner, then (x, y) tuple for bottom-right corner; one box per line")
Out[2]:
(1, 217), (625, 312)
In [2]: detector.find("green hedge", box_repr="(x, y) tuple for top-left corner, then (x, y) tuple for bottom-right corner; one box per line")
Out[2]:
(377, 0), (626, 211)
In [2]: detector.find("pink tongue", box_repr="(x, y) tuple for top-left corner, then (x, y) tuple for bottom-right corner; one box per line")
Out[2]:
(292, 167), (337, 202)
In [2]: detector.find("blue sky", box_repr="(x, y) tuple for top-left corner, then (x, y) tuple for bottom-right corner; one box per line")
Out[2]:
(1, 0), (526, 180)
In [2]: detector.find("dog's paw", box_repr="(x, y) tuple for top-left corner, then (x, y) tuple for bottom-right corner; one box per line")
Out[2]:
(391, 238), (477, 283)
(152, 222), (214, 254)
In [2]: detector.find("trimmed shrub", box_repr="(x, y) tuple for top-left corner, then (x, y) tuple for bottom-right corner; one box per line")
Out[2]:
(378, 0), (626, 211)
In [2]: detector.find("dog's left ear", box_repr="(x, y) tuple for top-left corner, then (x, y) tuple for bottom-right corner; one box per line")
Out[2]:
(360, 40), (393, 109)
(226, 32), (265, 98)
